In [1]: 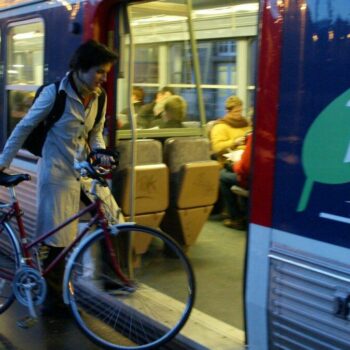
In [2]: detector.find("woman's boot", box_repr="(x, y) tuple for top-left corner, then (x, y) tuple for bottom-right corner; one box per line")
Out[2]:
(40, 245), (69, 317)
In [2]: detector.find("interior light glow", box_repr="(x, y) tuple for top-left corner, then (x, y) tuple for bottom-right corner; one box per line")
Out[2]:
(194, 3), (259, 17)
(132, 15), (186, 26)
(13, 31), (43, 40)
(57, 0), (72, 11)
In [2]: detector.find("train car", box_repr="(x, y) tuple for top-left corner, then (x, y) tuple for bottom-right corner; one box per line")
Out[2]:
(247, 0), (350, 349)
(2, 0), (350, 349)
(0, 0), (255, 349)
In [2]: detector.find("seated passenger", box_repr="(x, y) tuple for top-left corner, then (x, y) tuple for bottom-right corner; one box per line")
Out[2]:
(210, 95), (252, 166)
(210, 96), (252, 230)
(118, 86), (145, 128)
(137, 86), (175, 128)
(233, 132), (252, 190)
(151, 95), (186, 128)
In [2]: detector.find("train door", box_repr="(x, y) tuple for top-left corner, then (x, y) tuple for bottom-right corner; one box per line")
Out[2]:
(0, 19), (44, 150)
(246, 1), (350, 349)
(99, 0), (259, 348)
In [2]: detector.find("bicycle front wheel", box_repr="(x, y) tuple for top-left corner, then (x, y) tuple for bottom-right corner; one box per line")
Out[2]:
(0, 222), (21, 313)
(65, 224), (195, 350)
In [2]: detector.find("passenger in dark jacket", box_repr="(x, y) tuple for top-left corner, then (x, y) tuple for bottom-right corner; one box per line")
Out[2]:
(151, 95), (186, 128)
(137, 86), (175, 128)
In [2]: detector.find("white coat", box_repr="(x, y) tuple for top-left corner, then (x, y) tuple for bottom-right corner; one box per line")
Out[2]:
(0, 74), (122, 246)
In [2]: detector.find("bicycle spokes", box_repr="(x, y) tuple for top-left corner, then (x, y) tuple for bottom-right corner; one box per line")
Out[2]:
(65, 226), (195, 350)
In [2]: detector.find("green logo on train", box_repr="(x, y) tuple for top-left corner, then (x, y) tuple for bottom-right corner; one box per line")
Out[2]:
(297, 89), (350, 211)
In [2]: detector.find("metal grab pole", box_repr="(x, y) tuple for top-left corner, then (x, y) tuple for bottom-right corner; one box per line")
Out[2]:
(186, 0), (206, 134)
(125, 6), (136, 223)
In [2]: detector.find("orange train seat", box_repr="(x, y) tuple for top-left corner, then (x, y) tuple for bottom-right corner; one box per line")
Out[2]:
(112, 139), (169, 261)
(161, 137), (220, 250)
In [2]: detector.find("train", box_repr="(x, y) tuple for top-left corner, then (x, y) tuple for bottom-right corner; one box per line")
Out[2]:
(0, 0), (350, 349)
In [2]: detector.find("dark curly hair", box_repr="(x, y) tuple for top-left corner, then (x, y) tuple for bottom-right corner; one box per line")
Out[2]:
(69, 40), (118, 72)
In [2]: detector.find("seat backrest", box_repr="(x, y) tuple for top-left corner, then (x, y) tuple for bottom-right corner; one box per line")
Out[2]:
(117, 139), (162, 170)
(120, 164), (169, 215)
(177, 161), (220, 208)
(205, 120), (216, 140)
(112, 139), (168, 216)
(161, 137), (220, 248)
(164, 137), (211, 171)
(163, 137), (219, 207)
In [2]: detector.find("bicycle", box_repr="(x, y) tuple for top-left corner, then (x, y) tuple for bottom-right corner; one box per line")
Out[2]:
(0, 149), (195, 350)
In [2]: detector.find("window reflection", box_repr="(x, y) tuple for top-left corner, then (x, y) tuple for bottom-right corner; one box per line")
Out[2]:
(120, 0), (258, 131)
(8, 90), (35, 132)
(168, 42), (193, 84)
(7, 21), (44, 85)
(121, 0), (197, 130)
(6, 20), (44, 136)
(134, 45), (158, 83)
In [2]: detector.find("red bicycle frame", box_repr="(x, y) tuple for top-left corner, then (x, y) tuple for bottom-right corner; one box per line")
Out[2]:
(0, 187), (130, 284)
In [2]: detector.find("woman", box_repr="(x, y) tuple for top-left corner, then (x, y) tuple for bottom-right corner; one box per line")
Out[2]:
(210, 95), (252, 164)
(210, 96), (252, 230)
(0, 40), (121, 314)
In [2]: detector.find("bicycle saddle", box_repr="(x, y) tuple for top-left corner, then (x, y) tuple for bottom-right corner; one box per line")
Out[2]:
(0, 172), (31, 187)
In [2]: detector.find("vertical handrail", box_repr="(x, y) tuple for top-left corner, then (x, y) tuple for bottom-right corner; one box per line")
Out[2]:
(186, 0), (206, 135)
(117, 4), (135, 280)
(125, 5), (136, 222)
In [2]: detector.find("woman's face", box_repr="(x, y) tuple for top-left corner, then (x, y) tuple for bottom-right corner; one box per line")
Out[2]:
(79, 63), (113, 91)
(229, 105), (243, 119)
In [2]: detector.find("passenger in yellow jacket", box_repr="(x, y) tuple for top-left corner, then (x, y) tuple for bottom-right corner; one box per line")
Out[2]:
(210, 96), (252, 230)
(210, 95), (252, 166)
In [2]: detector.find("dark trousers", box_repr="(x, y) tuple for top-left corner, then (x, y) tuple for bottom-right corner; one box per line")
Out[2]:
(219, 168), (246, 219)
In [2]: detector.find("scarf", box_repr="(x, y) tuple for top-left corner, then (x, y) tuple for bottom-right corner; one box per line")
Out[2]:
(215, 110), (249, 129)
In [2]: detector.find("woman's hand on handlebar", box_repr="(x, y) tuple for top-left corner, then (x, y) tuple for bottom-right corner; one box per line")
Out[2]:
(89, 148), (119, 169)
(94, 154), (115, 168)
(0, 166), (5, 173)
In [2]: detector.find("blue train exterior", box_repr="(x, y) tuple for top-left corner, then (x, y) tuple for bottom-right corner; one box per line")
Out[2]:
(1, 0), (350, 349)
(247, 1), (350, 349)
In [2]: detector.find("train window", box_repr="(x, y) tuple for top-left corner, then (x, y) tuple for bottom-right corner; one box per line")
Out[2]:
(6, 20), (44, 134)
(134, 45), (158, 84)
(247, 38), (257, 121)
(8, 90), (35, 132)
(7, 21), (44, 86)
(117, 0), (258, 135)
(168, 42), (193, 84)
(118, 0), (200, 134)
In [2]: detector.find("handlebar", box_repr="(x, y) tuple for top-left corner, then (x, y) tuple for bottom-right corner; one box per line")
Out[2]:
(74, 148), (119, 187)
(88, 148), (119, 168)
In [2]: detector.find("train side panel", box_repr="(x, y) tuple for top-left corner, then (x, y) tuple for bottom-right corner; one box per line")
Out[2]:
(247, 1), (350, 349)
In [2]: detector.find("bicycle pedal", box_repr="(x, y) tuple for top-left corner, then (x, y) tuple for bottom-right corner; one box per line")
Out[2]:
(16, 316), (38, 329)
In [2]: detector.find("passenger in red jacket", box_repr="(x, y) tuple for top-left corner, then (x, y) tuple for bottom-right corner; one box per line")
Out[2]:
(220, 132), (252, 230)
(233, 133), (252, 189)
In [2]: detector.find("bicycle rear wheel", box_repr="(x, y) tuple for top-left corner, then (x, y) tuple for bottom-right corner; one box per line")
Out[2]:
(65, 224), (195, 350)
(0, 222), (21, 313)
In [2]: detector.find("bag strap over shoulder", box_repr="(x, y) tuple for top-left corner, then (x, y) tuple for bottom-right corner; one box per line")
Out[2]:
(45, 81), (67, 127)
(94, 88), (106, 127)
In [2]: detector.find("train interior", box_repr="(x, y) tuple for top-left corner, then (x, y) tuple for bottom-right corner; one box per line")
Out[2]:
(0, 0), (259, 348)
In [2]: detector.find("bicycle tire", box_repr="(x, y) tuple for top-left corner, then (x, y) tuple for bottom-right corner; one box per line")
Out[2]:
(0, 222), (21, 313)
(64, 224), (195, 350)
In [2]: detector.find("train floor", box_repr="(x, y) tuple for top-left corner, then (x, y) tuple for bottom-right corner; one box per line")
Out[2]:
(0, 215), (246, 349)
